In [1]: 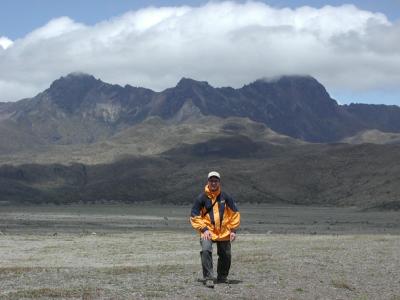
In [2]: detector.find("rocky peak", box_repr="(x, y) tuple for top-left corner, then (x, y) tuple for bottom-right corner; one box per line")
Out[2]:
(49, 72), (99, 89)
(276, 75), (332, 101)
(246, 75), (329, 97)
(47, 72), (103, 113)
(175, 77), (211, 90)
(244, 75), (338, 114)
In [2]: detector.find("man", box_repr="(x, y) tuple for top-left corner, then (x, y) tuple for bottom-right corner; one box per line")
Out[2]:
(190, 171), (241, 288)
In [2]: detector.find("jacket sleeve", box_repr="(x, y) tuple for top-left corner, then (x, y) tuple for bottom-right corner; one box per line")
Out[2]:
(190, 195), (208, 232)
(225, 195), (240, 232)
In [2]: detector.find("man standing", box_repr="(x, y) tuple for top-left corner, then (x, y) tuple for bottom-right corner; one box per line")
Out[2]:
(190, 171), (241, 288)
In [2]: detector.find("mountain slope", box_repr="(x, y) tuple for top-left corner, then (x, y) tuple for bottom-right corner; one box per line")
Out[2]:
(1, 142), (399, 209)
(0, 116), (301, 165)
(1, 73), (400, 155)
(1, 73), (400, 208)
(342, 129), (400, 144)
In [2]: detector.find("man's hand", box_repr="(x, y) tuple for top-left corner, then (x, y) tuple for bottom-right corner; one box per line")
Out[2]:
(230, 231), (236, 242)
(202, 230), (212, 240)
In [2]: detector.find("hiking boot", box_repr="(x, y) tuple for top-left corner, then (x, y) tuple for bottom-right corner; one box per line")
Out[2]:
(205, 279), (214, 288)
(217, 277), (229, 284)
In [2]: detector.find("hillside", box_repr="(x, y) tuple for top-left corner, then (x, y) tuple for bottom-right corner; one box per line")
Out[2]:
(0, 116), (301, 165)
(342, 129), (400, 144)
(1, 140), (399, 209)
(1, 73), (400, 209)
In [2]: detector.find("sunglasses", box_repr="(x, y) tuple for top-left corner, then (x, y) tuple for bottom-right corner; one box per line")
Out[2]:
(208, 179), (220, 183)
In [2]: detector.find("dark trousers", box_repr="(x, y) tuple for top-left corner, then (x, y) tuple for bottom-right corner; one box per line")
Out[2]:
(200, 239), (231, 280)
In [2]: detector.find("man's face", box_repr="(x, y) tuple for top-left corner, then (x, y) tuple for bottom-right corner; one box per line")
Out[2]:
(208, 177), (220, 192)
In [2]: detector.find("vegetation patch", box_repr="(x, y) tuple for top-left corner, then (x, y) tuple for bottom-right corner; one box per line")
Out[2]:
(6, 287), (102, 299)
(100, 266), (142, 275)
(331, 278), (356, 291)
(0, 267), (47, 275)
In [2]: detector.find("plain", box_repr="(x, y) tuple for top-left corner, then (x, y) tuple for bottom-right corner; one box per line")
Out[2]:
(1, 204), (399, 299)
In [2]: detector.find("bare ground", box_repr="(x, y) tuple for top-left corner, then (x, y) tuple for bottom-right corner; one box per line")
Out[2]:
(0, 204), (400, 299)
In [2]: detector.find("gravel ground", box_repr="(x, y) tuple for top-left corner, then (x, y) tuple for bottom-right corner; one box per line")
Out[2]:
(0, 204), (399, 299)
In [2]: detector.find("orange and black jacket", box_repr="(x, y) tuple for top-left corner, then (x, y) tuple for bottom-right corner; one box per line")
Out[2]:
(190, 187), (240, 241)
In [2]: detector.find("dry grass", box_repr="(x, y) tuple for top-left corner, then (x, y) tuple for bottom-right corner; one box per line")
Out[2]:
(1, 232), (399, 299)
(331, 278), (356, 291)
(0, 205), (400, 299)
(0, 267), (47, 275)
(99, 266), (142, 275)
(6, 287), (102, 299)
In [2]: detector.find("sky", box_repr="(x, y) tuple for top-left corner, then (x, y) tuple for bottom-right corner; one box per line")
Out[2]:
(1, 0), (400, 106)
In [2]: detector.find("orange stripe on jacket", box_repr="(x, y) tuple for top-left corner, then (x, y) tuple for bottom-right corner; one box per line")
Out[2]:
(190, 185), (240, 241)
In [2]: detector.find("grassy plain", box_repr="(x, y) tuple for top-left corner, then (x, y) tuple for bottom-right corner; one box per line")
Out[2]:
(0, 204), (399, 299)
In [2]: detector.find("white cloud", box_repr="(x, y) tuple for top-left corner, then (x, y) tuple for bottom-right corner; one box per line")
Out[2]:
(24, 17), (86, 41)
(0, 36), (13, 49)
(1, 1), (400, 103)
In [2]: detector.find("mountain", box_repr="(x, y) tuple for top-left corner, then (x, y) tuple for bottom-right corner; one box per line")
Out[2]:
(2, 73), (155, 146)
(1, 73), (400, 156)
(1, 73), (400, 209)
(344, 103), (400, 132)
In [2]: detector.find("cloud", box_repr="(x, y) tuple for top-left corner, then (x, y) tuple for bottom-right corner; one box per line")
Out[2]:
(0, 36), (13, 49)
(25, 17), (86, 41)
(1, 1), (400, 103)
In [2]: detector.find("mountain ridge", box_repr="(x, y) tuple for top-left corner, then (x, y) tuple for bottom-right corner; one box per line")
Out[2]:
(1, 73), (400, 208)
(1, 72), (399, 148)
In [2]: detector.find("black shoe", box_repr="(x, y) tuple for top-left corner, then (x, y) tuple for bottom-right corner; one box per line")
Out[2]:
(217, 277), (229, 284)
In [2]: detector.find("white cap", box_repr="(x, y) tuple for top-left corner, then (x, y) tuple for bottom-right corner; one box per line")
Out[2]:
(207, 171), (221, 180)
